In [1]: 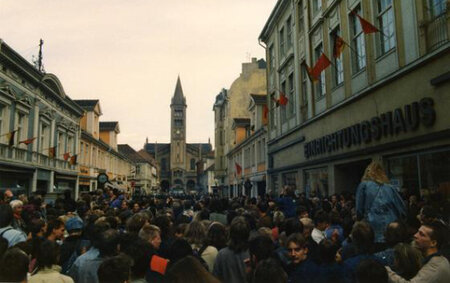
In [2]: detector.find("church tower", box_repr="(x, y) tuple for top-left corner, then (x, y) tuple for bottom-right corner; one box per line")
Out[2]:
(170, 76), (187, 185)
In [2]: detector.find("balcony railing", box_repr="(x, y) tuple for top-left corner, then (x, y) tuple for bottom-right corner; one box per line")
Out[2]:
(0, 144), (77, 171)
(426, 13), (449, 50)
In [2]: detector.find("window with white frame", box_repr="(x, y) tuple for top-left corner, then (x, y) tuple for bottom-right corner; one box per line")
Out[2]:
(377, 0), (395, 55)
(58, 132), (64, 157)
(331, 27), (344, 86)
(287, 73), (294, 118)
(39, 121), (50, 154)
(67, 135), (73, 156)
(314, 44), (326, 99)
(16, 112), (28, 147)
(279, 27), (285, 57)
(0, 105), (5, 137)
(286, 16), (293, 49)
(350, 6), (366, 73)
(298, 1), (304, 34)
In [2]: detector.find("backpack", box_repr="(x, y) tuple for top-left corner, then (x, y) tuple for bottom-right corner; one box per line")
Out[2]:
(192, 244), (210, 271)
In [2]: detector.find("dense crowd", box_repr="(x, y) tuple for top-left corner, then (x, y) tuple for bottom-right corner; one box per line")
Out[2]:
(0, 162), (449, 283)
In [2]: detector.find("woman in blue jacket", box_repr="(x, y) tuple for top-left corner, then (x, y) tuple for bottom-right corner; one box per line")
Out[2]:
(355, 161), (406, 244)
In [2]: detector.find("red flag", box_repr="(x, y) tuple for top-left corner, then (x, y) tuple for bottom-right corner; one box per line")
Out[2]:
(354, 12), (379, 34)
(63, 152), (71, 161)
(69, 154), (77, 165)
(150, 255), (168, 275)
(302, 61), (317, 83)
(311, 53), (331, 79)
(262, 104), (269, 125)
(278, 92), (288, 106)
(333, 34), (346, 58)
(19, 137), (36, 145)
(6, 130), (16, 146)
(235, 162), (242, 176)
(48, 146), (56, 158)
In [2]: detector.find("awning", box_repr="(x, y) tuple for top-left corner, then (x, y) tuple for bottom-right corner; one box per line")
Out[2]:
(250, 175), (266, 182)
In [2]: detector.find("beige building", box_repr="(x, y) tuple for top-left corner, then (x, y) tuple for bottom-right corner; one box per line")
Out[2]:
(74, 100), (134, 192)
(259, 0), (450, 197)
(213, 58), (267, 196)
(0, 39), (83, 196)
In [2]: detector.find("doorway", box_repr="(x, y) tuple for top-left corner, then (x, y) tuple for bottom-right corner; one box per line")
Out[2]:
(334, 159), (371, 193)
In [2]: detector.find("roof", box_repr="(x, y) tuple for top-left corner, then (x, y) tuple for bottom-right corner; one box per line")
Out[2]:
(144, 143), (170, 155)
(118, 144), (147, 163)
(137, 149), (157, 166)
(99, 121), (119, 132)
(73, 99), (99, 111)
(250, 94), (267, 104)
(259, 0), (289, 42)
(186, 143), (213, 155)
(171, 76), (186, 106)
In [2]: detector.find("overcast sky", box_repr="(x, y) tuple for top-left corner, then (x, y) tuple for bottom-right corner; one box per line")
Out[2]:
(0, 0), (277, 150)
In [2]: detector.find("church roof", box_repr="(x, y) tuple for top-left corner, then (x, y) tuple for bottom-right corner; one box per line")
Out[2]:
(186, 143), (213, 155)
(171, 76), (186, 106)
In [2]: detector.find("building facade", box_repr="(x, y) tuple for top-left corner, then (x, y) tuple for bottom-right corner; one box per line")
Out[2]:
(0, 39), (83, 196)
(74, 100), (134, 192)
(144, 77), (212, 193)
(213, 58), (267, 197)
(259, 0), (450, 197)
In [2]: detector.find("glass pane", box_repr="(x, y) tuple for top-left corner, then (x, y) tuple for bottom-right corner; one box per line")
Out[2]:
(387, 156), (420, 196)
(419, 150), (450, 200)
(304, 167), (328, 197)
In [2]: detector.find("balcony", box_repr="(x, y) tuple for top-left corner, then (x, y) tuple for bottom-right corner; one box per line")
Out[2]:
(426, 13), (449, 51)
(0, 143), (77, 171)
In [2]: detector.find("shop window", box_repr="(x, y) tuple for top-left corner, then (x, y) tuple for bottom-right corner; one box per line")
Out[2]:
(304, 167), (328, 197)
(419, 150), (450, 199)
(283, 172), (297, 191)
(387, 155), (420, 196)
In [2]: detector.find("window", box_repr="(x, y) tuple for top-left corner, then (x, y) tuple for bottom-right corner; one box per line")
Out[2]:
(298, 1), (304, 34)
(279, 27), (285, 57)
(286, 16), (293, 49)
(269, 91), (277, 129)
(304, 167), (328, 197)
(301, 63), (308, 107)
(331, 27), (344, 86)
(314, 44), (326, 99)
(377, 0), (395, 55)
(80, 142), (84, 164)
(252, 144), (255, 166)
(174, 110), (183, 118)
(350, 6), (366, 73)
(313, 0), (322, 16)
(16, 112), (27, 147)
(280, 81), (287, 123)
(429, 0), (446, 18)
(0, 105), (4, 137)
(283, 172), (297, 191)
(287, 73), (294, 118)
(39, 122), (49, 154)
(174, 119), (183, 127)
(269, 45), (275, 72)
(58, 132), (64, 156)
(85, 144), (89, 164)
(261, 139), (266, 162)
(190, 158), (196, 170)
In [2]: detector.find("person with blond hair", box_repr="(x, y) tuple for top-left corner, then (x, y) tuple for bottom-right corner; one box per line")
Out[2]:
(356, 161), (406, 245)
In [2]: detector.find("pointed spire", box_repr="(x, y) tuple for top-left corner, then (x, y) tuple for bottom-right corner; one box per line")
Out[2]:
(171, 75), (186, 106)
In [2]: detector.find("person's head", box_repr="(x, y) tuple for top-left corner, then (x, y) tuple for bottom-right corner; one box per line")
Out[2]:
(36, 240), (60, 270)
(184, 220), (206, 246)
(97, 229), (120, 257)
(97, 255), (132, 283)
(138, 224), (162, 250)
(393, 243), (423, 280)
(252, 258), (287, 283)
(206, 222), (228, 250)
(132, 202), (141, 213)
(168, 238), (193, 263)
(414, 221), (449, 255)
(351, 221), (374, 253)
(121, 200), (129, 210)
(284, 218), (304, 237)
(257, 202), (269, 215)
(45, 218), (65, 241)
(300, 217), (314, 239)
(154, 214), (173, 239)
(362, 161), (389, 184)
(0, 204), (13, 228)
(0, 247), (29, 282)
(166, 255), (220, 283)
(286, 233), (308, 265)
(229, 216), (250, 253)
(355, 259), (388, 283)
(273, 211), (285, 228)
(126, 212), (150, 234)
(385, 221), (408, 246)
(29, 218), (47, 237)
(314, 210), (330, 231)
(249, 235), (274, 266)
(417, 205), (439, 225)
(120, 238), (154, 280)
(65, 216), (84, 235)
(296, 206), (309, 219)
(318, 239), (339, 264)
(9, 200), (23, 215)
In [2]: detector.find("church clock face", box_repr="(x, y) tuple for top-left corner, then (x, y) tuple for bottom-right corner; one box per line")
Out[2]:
(174, 129), (182, 137)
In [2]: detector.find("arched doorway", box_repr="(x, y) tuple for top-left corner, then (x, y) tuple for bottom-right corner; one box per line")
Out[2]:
(173, 179), (184, 188)
(161, 180), (170, 192)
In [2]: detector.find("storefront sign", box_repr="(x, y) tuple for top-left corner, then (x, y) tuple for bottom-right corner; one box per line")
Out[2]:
(304, 97), (436, 158)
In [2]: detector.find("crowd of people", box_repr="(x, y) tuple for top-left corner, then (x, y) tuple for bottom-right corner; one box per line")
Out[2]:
(0, 161), (449, 283)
